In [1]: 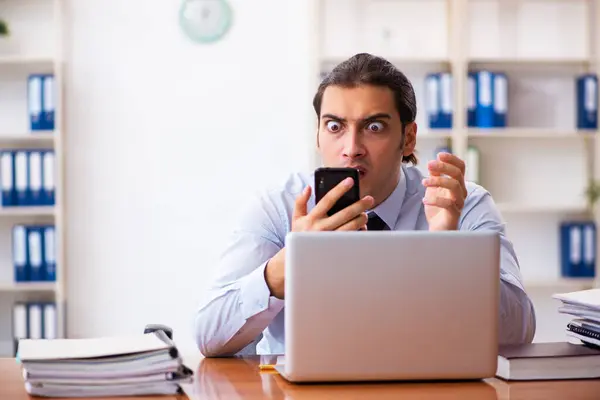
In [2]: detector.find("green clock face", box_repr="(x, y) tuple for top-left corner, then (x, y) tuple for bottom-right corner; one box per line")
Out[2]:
(179, 0), (233, 44)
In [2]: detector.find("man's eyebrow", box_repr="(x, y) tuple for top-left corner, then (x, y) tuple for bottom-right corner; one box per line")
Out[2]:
(321, 113), (392, 122)
(363, 113), (392, 121)
(321, 113), (345, 122)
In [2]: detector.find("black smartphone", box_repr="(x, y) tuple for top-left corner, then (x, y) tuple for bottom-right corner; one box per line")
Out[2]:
(315, 167), (360, 216)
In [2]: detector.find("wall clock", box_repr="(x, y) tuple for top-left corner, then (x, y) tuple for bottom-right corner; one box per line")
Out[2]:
(179, 0), (233, 44)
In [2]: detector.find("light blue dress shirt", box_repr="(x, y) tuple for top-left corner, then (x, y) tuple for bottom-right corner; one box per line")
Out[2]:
(194, 164), (536, 357)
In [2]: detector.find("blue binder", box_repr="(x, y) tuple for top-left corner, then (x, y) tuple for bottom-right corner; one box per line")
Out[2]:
(27, 226), (44, 281)
(475, 71), (494, 128)
(493, 72), (507, 127)
(576, 74), (598, 129)
(14, 151), (29, 206)
(43, 225), (56, 282)
(12, 303), (29, 354)
(560, 221), (595, 278)
(29, 151), (43, 206)
(0, 151), (15, 206)
(425, 73), (441, 129)
(27, 303), (43, 339)
(42, 75), (55, 131)
(438, 72), (452, 128)
(43, 303), (57, 339)
(42, 151), (55, 206)
(467, 72), (477, 127)
(582, 221), (596, 277)
(13, 225), (28, 282)
(28, 75), (44, 131)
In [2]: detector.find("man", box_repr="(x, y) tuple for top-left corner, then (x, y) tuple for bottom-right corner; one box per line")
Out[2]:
(194, 53), (536, 357)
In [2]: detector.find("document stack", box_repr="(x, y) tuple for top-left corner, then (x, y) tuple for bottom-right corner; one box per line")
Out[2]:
(16, 331), (193, 397)
(553, 288), (600, 348)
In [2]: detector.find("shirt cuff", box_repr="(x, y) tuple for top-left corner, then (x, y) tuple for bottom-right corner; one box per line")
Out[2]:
(239, 261), (284, 320)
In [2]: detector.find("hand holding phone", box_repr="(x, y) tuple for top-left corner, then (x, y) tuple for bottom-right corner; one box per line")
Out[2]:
(292, 167), (373, 232)
(315, 167), (361, 216)
(264, 167), (374, 299)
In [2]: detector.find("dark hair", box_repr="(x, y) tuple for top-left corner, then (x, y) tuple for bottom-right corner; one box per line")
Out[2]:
(313, 53), (418, 164)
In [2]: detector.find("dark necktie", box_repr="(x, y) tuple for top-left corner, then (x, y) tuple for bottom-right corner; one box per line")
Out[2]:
(367, 212), (389, 231)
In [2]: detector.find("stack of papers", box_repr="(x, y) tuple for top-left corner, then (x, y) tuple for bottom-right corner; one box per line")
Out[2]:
(553, 288), (600, 348)
(16, 331), (193, 398)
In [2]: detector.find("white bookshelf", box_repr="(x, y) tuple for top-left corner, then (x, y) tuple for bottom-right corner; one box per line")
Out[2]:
(0, 0), (66, 356)
(314, 0), (600, 290)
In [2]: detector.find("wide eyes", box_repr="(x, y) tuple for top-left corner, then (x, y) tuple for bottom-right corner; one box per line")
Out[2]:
(366, 121), (384, 132)
(326, 120), (341, 132)
(325, 120), (385, 133)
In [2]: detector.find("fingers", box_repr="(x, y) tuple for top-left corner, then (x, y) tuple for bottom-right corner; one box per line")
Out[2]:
(292, 186), (312, 220)
(437, 152), (466, 176)
(317, 196), (374, 230)
(423, 195), (460, 213)
(422, 177), (465, 208)
(311, 177), (356, 217)
(335, 212), (368, 231)
(427, 158), (467, 198)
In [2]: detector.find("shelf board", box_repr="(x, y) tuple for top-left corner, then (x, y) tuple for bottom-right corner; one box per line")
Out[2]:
(0, 132), (55, 146)
(496, 203), (587, 213)
(418, 130), (453, 139)
(0, 282), (57, 292)
(469, 57), (592, 66)
(0, 206), (55, 217)
(468, 129), (596, 139)
(0, 55), (55, 66)
(524, 277), (597, 291)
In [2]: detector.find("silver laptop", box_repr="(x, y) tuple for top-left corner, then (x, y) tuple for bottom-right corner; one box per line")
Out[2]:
(275, 230), (500, 382)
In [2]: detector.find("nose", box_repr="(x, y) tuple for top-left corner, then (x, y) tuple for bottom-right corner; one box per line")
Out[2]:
(342, 129), (365, 159)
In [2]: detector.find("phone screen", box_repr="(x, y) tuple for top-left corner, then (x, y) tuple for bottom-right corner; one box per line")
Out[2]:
(315, 167), (360, 216)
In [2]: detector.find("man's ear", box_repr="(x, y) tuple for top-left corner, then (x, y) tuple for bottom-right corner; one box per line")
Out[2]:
(402, 122), (417, 156)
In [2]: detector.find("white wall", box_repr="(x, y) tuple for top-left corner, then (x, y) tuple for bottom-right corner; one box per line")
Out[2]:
(63, 0), (315, 353)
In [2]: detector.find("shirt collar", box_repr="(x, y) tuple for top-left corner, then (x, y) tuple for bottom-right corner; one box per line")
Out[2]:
(371, 166), (407, 230)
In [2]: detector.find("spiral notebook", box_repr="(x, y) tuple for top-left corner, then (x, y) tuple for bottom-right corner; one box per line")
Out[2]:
(553, 288), (600, 349)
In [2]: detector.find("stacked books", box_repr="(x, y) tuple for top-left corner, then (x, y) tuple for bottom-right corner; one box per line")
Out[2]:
(553, 288), (600, 348)
(16, 330), (193, 397)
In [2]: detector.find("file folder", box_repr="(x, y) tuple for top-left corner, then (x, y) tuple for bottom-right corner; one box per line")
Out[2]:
(42, 151), (55, 205)
(467, 72), (477, 127)
(577, 74), (598, 129)
(28, 303), (43, 340)
(583, 222), (596, 278)
(28, 226), (44, 281)
(493, 72), (507, 127)
(42, 75), (55, 131)
(475, 71), (494, 128)
(15, 151), (29, 206)
(13, 225), (28, 282)
(28, 75), (44, 131)
(465, 145), (480, 184)
(44, 226), (56, 282)
(0, 151), (15, 206)
(425, 73), (441, 129)
(43, 303), (57, 339)
(439, 72), (452, 128)
(560, 222), (592, 278)
(13, 303), (29, 356)
(29, 151), (43, 206)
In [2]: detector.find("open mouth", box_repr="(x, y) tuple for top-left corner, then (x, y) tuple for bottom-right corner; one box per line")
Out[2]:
(351, 166), (366, 178)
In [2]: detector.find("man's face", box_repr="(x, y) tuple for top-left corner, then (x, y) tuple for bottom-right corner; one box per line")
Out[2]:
(316, 84), (416, 205)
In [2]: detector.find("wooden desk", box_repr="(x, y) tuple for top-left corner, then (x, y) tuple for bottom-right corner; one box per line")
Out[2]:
(2, 356), (600, 399)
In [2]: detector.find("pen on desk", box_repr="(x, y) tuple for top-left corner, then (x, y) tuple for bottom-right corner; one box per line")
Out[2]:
(258, 364), (276, 371)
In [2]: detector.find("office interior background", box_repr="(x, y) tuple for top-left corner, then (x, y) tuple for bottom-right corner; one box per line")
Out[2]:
(0, 0), (598, 356)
